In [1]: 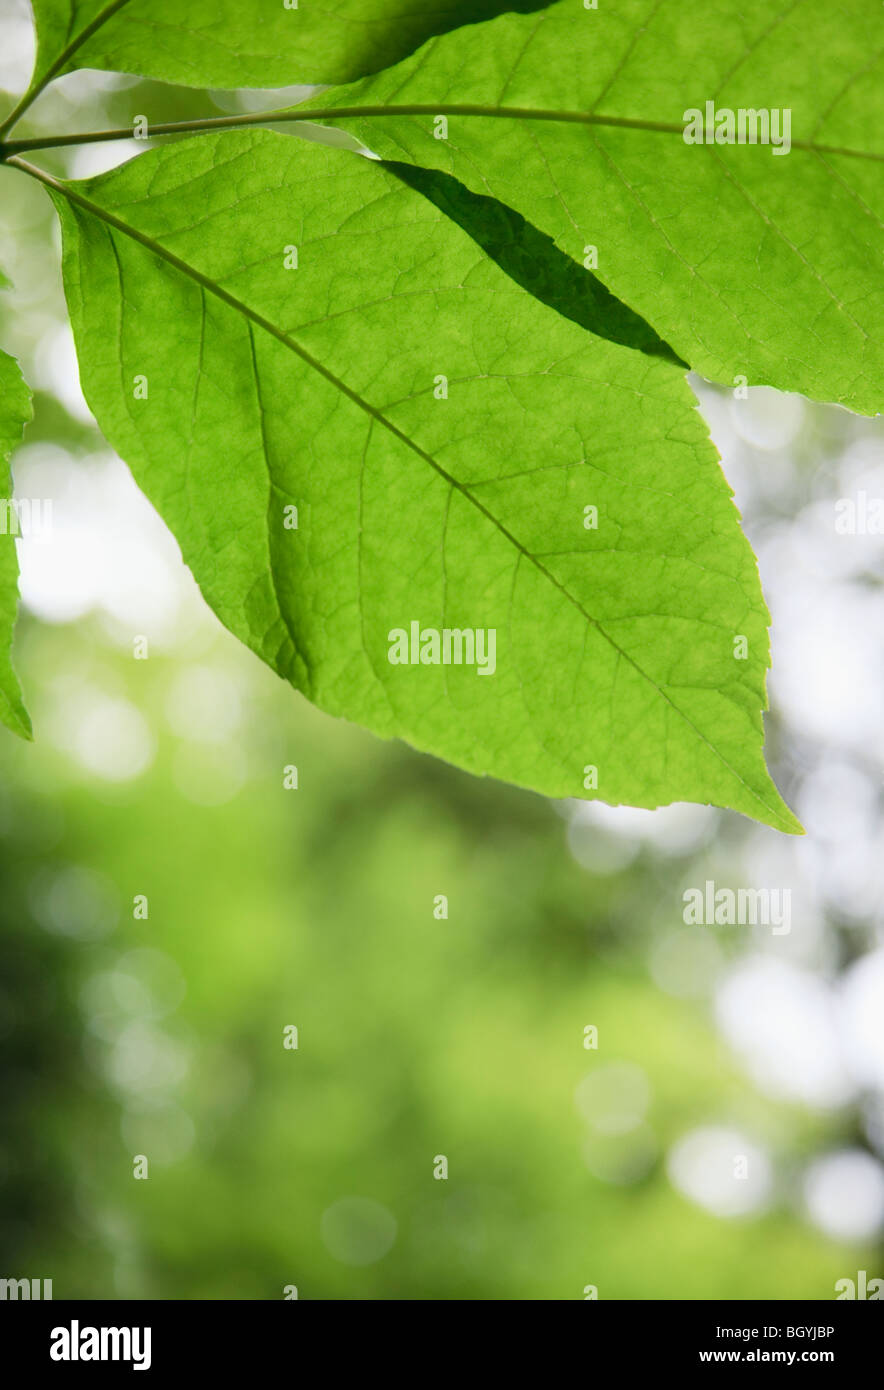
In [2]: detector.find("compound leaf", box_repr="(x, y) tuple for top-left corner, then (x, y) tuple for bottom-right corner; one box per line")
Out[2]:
(38, 131), (798, 828)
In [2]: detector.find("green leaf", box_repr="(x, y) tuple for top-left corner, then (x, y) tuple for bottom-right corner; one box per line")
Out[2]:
(40, 131), (798, 829)
(24, 0), (554, 93)
(0, 349), (34, 740)
(383, 161), (686, 368)
(309, 0), (884, 414)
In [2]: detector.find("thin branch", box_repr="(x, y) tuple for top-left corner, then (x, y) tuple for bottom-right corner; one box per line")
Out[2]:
(0, 106), (688, 155)
(1, 105), (880, 163)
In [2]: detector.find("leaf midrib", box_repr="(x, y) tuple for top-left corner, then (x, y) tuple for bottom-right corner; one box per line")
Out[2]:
(13, 153), (784, 823)
(46, 0), (135, 86)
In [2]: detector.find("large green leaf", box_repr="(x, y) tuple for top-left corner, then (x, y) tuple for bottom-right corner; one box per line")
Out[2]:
(0, 349), (33, 740)
(307, 0), (884, 414)
(22, 0), (552, 95)
(25, 131), (798, 828)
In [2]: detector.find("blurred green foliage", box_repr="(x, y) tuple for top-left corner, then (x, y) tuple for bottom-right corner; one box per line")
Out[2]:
(0, 599), (872, 1298)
